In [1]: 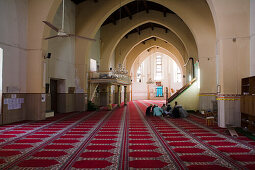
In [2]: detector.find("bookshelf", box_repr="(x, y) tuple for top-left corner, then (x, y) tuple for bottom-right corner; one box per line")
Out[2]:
(241, 76), (255, 131)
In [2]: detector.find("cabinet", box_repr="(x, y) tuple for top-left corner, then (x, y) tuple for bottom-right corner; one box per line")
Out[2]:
(241, 76), (255, 131)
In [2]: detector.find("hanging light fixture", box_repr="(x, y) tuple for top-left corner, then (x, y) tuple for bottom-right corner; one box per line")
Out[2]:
(111, 0), (129, 78)
(146, 77), (154, 84)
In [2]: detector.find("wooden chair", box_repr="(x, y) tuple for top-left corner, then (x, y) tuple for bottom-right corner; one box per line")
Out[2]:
(206, 116), (214, 126)
(205, 111), (214, 126)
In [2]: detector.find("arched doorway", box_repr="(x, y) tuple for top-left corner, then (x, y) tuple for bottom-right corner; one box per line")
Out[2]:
(131, 51), (183, 100)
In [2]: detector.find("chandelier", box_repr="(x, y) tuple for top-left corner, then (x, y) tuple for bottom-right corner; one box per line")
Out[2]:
(112, 64), (128, 78)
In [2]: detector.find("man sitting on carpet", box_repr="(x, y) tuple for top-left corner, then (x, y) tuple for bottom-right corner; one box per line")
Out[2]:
(172, 101), (181, 118)
(161, 104), (167, 116)
(146, 104), (153, 116)
(164, 103), (172, 117)
(153, 105), (164, 117)
(172, 101), (189, 118)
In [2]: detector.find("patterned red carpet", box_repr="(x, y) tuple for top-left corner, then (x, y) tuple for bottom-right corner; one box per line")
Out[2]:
(0, 100), (255, 169)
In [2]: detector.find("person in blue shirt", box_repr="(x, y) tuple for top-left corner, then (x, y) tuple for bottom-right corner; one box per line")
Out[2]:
(153, 105), (164, 116)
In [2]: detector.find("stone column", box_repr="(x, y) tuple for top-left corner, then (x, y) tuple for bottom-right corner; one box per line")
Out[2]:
(124, 86), (127, 105)
(117, 85), (121, 107)
(107, 84), (112, 110)
(147, 84), (150, 100)
(165, 87), (168, 104)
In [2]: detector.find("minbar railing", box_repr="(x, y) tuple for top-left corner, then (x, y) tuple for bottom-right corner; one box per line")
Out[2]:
(167, 78), (197, 103)
(89, 71), (131, 85)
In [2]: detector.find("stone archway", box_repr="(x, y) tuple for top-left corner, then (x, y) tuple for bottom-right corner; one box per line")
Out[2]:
(131, 47), (185, 80)
(115, 27), (188, 68)
(124, 38), (185, 75)
(100, 10), (196, 71)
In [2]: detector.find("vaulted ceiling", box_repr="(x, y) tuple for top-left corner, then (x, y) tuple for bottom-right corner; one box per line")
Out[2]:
(102, 1), (175, 26)
(71, 0), (176, 26)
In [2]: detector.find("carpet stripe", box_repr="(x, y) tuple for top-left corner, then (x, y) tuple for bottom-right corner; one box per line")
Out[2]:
(138, 100), (241, 169)
(0, 112), (81, 147)
(119, 106), (129, 170)
(2, 111), (97, 169)
(59, 106), (123, 169)
(133, 101), (184, 170)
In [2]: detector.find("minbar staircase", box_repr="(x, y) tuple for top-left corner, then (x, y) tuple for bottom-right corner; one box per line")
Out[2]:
(168, 78), (197, 103)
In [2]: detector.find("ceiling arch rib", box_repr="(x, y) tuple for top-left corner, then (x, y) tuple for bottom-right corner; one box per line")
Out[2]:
(115, 26), (187, 67)
(124, 22), (169, 39)
(100, 10), (197, 71)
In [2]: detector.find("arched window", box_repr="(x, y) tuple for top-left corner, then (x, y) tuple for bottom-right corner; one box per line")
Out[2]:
(173, 62), (181, 83)
(137, 62), (144, 82)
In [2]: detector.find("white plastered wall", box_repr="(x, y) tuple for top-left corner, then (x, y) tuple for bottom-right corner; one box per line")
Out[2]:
(207, 0), (250, 127)
(0, 0), (28, 93)
(47, 0), (76, 92)
(251, 0), (255, 76)
(88, 29), (101, 71)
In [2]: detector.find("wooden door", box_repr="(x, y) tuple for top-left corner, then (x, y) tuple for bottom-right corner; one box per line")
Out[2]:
(50, 79), (57, 113)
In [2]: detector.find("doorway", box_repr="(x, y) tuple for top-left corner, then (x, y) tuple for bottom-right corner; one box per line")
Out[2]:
(50, 79), (58, 113)
(0, 48), (3, 124)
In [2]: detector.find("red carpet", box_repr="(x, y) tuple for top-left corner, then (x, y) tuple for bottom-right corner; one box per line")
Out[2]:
(86, 145), (116, 150)
(174, 148), (205, 153)
(17, 159), (59, 167)
(73, 160), (112, 168)
(129, 139), (154, 143)
(188, 165), (231, 170)
(0, 100), (254, 169)
(230, 155), (255, 161)
(0, 159), (5, 164)
(44, 144), (74, 149)
(200, 137), (226, 140)
(217, 147), (251, 153)
(129, 160), (168, 168)
(180, 155), (216, 162)
(169, 142), (197, 146)
(52, 139), (79, 143)
(0, 134), (16, 138)
(3, 144), (33, 149)
(129, 151), (162, 157)
(129, 144), (158, 150)
(33, 151), (67, 157)
(0, 151), (21, 157)
(208, 141), (237, 146)
(3, 131), (26, 134)
(25, 135), (50, 138)
(80, 152), (114, 158)
(15, 139), (42, 143)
